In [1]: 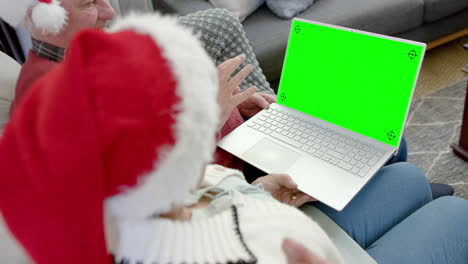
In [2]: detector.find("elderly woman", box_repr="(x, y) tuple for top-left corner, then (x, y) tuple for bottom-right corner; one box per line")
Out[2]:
(0, 14), (467, 264)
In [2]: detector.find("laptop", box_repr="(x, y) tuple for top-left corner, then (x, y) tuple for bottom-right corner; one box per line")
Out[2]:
(217, 18), (426, 211)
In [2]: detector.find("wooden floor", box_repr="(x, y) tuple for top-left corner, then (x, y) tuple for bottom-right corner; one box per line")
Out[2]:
(415, 35), (468, 97)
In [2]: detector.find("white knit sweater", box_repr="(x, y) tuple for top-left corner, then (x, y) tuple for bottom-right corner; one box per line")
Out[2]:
(110, 165), (343, 264)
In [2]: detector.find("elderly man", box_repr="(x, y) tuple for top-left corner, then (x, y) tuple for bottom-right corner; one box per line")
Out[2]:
(10, 1), (274, 113)
(8, 1), (278, 173)
(0, 0), (454, 258)
(7, 0), (276, 173)
(11, 0), (116, 111)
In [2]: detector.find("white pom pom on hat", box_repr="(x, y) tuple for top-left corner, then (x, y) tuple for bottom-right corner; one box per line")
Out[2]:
(0, 0), (67, 34)
(31, 0), (67, 34)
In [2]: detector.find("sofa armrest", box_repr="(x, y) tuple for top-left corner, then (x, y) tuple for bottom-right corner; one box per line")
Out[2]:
(152, 0), (213, 15)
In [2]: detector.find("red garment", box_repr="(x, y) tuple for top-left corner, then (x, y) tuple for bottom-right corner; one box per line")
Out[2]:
(215, 107), (245, 171)
(14, 50), (246, 173)
(0, 28), (216, 264)
(11, 51), (58, 114)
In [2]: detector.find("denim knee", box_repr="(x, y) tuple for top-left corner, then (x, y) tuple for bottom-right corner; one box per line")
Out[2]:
(367, 196), (468, 264)
(428, 196), (468, 217)
(380, 162), (432, 204)
(314, 162), (432, 248)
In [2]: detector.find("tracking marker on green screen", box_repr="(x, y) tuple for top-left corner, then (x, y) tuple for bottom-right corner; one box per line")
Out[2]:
(277, 20), (425, 147)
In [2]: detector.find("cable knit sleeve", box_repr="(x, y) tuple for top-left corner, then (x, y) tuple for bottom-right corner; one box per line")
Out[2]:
(201, 164), (246, 188)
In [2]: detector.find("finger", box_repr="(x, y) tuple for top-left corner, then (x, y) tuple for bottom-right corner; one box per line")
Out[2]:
(282, 238), (329, 264)
(232, 86), (256, 106)
(275, 174), (297, 189)
(228, 64), (253, 91)
(217, 54), (246, 83)
(259, 93), (277, 104)
(217, 54), (246, 72)
(255, 94), (270, 109)
(296, 191), (316, 203)
(294, 194), (314, 207)
(244, 93), (269, 109)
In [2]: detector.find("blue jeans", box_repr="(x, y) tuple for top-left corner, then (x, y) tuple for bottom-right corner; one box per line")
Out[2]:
(314, 161), (468, 263)
(366, 197), (468, 264)
(315, 162), (432, 248)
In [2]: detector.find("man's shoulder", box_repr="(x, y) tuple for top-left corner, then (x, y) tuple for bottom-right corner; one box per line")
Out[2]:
(18, 53), (55, 85)
(18, 52), (57, 84)
(12, 52), (58, 113)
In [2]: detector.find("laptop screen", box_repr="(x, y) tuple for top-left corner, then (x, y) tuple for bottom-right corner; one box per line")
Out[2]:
(277, 19), (425, 147)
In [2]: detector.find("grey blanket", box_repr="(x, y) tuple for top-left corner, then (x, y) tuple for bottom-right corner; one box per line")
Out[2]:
(178, 8), (274, 95)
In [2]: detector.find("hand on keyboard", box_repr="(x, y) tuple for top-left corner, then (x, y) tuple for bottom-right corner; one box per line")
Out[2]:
(217, 54), (257, 128)
(252, 174), (317, 207)
(238, 93), (276, 118)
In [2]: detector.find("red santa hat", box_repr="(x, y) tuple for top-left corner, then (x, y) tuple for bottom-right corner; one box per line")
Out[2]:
(0, 0), (67, 34)
(0, 13), (219, 264)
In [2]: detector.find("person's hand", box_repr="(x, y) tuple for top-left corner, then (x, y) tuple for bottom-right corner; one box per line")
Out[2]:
(282, 238), (330, 264)
(238, 93), (277, 118)
(217, 54), (257, 128)
(252, 174), (316, 207)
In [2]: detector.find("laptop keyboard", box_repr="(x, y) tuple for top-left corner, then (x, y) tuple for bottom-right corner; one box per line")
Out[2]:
(247, 107), (385, 177)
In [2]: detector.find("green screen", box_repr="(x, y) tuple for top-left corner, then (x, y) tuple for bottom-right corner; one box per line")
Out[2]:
(277, 20), (425, 147)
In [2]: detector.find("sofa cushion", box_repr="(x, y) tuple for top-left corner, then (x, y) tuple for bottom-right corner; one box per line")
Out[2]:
(397, 8), (468, 43)
(423, 0), (468, 23)
(243, 0), (424, 82)
(153, 0), (213, 15)
(0, 52), (20, 132)
(266, 0), (316, 19)
(209, 0), (264, 22)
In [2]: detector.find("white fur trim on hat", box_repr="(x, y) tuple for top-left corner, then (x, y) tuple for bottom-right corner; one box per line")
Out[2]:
(105, 13), (220, 220)
(31, 0), (67, 34)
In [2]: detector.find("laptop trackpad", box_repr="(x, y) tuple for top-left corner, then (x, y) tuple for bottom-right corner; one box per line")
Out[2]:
(241, 138), (301, 173)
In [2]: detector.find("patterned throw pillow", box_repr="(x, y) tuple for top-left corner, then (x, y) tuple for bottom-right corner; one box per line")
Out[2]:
(209, 0), (265, 22)
(266, 0), (316, 19)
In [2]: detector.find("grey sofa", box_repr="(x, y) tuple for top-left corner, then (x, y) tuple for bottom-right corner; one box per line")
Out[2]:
(124, 0), (468, 87)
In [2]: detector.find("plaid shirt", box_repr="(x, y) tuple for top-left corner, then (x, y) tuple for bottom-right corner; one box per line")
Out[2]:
(32, 38), (65, 62)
